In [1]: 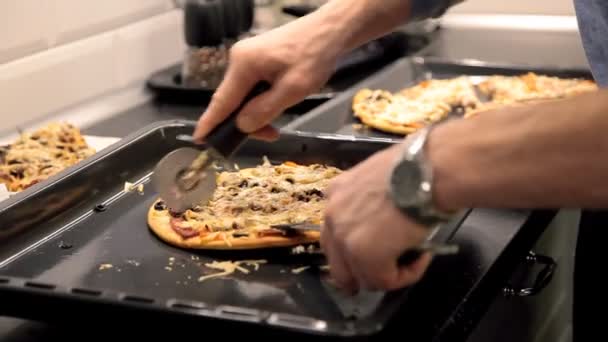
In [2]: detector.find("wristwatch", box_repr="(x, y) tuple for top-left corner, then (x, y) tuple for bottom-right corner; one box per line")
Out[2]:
(387, 124), (456, 227)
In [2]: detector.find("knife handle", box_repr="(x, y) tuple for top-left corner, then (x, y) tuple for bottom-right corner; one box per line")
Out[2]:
(396, 243), (459, 267)
(205, 81), (271, 156)
(397, 249), (423, 267)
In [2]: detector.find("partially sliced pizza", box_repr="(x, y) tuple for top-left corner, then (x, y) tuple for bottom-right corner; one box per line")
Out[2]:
(147, 158), (342, 250)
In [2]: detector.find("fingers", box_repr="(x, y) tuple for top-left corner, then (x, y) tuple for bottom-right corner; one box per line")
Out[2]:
(249, 125), (280, 141)
(193, 63), (257, 142)
(236, 74), (314, 133)
(321, 216), (358, 294)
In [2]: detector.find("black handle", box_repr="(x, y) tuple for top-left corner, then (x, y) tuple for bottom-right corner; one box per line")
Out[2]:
(397, 249), (424, 267)
(503, 251), (557, 297)
(205, 81), (271, 156)
(281, 4), (318, 17)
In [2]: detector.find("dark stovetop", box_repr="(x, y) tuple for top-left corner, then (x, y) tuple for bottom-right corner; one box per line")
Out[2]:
(0, 26), (588, 341)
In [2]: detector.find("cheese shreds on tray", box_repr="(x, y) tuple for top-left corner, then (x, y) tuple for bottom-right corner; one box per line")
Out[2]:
(198, 259), (267, 282)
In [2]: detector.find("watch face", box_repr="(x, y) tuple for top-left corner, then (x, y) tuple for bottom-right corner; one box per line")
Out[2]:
(390, 160), (423, 207)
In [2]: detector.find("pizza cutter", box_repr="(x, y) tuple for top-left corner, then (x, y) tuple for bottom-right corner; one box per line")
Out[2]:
(152, 82), (271, 212)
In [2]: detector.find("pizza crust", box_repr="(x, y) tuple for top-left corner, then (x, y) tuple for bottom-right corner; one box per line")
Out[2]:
(147, 160), (339, 250)
(147, 201), (320, 250)
(353, 72), (597, 131)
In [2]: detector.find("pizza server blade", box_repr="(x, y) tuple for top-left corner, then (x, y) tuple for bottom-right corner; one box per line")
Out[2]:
(279, 223), (459, 266)
(152, 82), (271, 212)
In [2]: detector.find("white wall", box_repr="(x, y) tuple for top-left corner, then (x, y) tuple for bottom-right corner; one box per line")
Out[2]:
(448, 0), (575, 16)
(0, 0), (185, 135)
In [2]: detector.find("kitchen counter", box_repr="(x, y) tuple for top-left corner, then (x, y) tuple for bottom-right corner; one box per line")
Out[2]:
(0, 25), (589, 341)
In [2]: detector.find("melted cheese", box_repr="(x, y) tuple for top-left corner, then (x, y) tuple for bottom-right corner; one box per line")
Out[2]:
(168, 158), (341, 244)
(480, 73), (597, 102)
(0, 122), (95, 192)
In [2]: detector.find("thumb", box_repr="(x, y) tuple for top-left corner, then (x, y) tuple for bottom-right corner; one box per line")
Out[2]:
(193, 63), (257, 142)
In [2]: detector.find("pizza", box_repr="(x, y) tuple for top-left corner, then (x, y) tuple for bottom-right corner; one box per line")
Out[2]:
(352, 88), (452, 135)
(147, 158), (342, 250)
(352, 77), (480, 135)
(353, 72), (597, 131)
(399, 76), (482, 109)
(0, 122), (95, 192)
(478, 72), (597, 103)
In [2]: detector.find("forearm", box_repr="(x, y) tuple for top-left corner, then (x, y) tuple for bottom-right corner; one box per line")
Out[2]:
(429, 90), (608, 210)
(308, 0), (462, 58)
(314, 0), (411, 53)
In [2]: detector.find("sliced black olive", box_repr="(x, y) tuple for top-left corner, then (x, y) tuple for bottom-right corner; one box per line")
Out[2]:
(10, 167), (24, 178)
(239, 180), (249, 188)
(233, 232), (249, 238)
(231, 222), (239, 229)
(7, 159), (21, 165)
(251, 182), (259, 187)
(305, 189), (324, 198)
(285, 177), (295, 184)
(154, 201), (167, 211)
(270, 187), (282, 193)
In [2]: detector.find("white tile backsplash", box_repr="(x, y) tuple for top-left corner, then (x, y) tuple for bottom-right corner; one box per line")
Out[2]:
(0, 8), (184, 134)
(0, 0), (51, 64)
(0, 33), (116, 132)
(114, 10), (184, 88)
(51, 0), (173, 45)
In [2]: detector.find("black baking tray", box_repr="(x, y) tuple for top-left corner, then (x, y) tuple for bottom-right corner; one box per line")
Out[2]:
(283, 56), (594, 142)
(0, 120), (469, 338)
(145, 32), (428, 111)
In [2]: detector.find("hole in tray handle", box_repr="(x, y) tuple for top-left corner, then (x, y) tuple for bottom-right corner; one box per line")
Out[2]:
(121, 295), (155, 304)
(503, 251), (557, 298)
(170, 301), (205, 311)
(217, 306), (262, 322)
(268, 313), (328, 331)
(71, 288), (103, 296)
(25, 281), (56, 290)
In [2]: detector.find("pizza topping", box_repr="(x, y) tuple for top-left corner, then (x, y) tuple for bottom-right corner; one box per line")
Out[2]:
(0, 123), (95, 192)
(170, 218), (199, 239)
(154, 201), (167, 211)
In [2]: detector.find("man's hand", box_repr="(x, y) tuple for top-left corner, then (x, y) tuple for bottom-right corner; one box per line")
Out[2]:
(321, 144), (433, 293)
(193, 0), (415, 143)
(193, 13), (341, 143)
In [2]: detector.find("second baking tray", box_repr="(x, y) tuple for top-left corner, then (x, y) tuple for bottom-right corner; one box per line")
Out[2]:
(283, 56), (594, 142)
(0, 120), (469, 338)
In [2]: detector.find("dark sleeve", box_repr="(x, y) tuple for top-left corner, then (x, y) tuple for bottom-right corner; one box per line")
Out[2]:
(409, 0), (465, 20)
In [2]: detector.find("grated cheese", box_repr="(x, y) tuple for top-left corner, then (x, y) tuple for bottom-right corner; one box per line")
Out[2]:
(198, 259), (267, 282)
(291, 266), (310, 274)
(124, 181), (144, 194)
(291, 245), (306, 254)
(98, 263), (113, 271)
